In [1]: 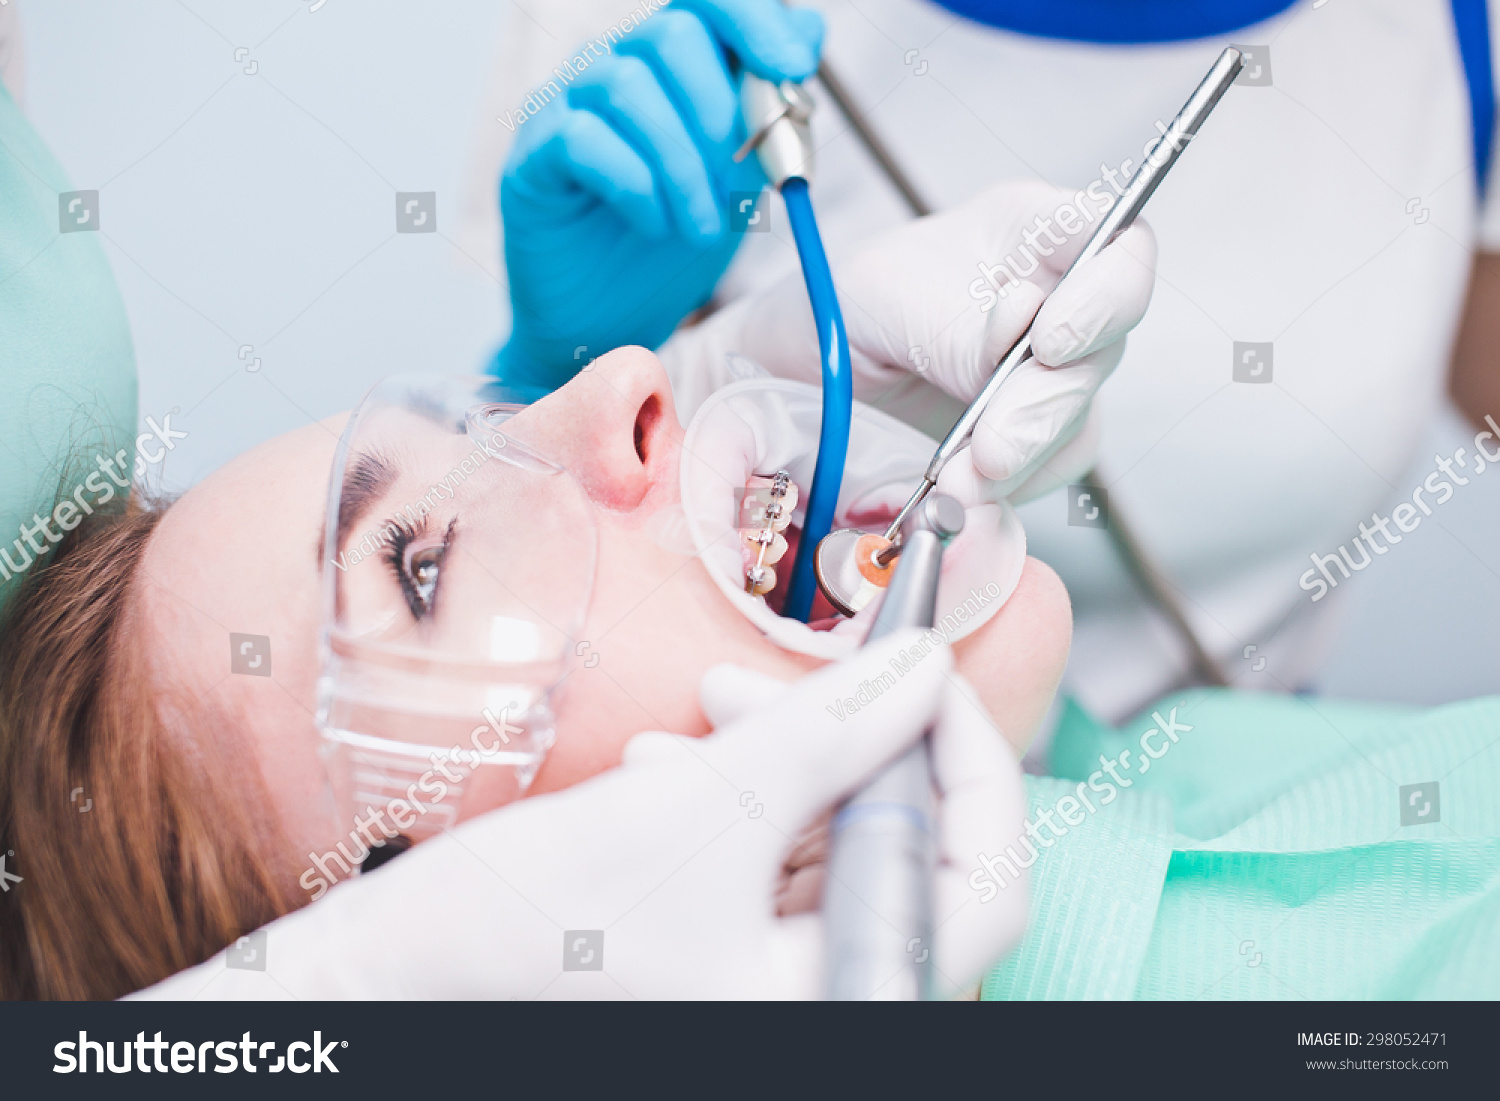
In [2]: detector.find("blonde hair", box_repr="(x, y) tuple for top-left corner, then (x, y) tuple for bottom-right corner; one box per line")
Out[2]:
(0, 499), (301, 999)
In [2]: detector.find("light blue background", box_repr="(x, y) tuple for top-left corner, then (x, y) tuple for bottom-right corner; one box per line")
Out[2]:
(17, 0), (1500, 706)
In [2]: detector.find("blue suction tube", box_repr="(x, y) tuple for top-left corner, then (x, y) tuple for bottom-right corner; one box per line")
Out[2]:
(778, 176), (852, 622)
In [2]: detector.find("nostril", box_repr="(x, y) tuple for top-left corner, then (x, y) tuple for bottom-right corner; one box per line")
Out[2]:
(633, 393), (662, 464)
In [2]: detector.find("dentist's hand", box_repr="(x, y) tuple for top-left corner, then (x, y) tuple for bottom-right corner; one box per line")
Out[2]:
(495, 0), (825, 390)
(662, 179), (1156, 501)
(694, 652), (1030, 999)
(133, 633), (1027, 1000)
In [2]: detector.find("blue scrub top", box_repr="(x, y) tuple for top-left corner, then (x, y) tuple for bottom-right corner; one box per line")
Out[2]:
(928, 0), (1298, 43)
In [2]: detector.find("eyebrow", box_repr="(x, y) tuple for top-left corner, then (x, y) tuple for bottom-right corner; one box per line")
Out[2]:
(330, 450), (399, 563)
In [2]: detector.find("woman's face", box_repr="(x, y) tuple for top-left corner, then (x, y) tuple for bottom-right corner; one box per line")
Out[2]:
(138, 347), (1071, 876)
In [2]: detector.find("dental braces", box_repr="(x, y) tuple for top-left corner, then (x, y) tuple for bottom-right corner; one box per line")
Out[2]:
(741, 470), (798, 597)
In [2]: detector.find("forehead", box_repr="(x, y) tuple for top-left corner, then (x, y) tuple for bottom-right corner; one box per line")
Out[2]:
(136, 417), (347, 857)
(142, 417), (342, 621)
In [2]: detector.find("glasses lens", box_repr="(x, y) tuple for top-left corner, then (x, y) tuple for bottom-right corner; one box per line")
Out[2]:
(317, 375), (596, 841)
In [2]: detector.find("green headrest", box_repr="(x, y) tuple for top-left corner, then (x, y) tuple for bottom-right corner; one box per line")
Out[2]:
(0, 84), (137, 606)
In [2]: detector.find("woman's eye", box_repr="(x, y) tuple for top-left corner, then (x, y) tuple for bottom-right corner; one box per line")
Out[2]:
(404, 543), (446, 617)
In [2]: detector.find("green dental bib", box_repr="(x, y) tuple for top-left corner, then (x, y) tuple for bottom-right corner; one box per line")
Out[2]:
(984, 691), (1500, 999)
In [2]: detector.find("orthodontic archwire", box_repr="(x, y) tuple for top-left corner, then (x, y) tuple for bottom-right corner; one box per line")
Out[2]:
(742, 470), (797, 597)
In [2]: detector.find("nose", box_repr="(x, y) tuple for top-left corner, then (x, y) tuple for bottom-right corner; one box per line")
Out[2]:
(508, 346), (682, 511)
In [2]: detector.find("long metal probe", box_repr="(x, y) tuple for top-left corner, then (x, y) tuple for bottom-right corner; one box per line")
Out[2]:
(815, 55), (1234, 685)
(877, 47), (1244, 548)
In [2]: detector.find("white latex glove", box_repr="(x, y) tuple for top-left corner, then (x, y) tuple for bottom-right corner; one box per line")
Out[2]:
(131, 631), (1027, 1001)
(698, 657), (1029, 998)
(660, 179), (1155, 501)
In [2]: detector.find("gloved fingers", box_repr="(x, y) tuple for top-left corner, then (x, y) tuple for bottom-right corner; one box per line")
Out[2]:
(699, 662), (794, 728)
(568, 55), (723, 240)
(859, 182), (1148, 392)
(784, 7), (826, 57)
(958, 340), (1123, 486)
(909, 277), (1045, 401)
(508, 110), (669, 239)
(929, 674), (1021, 801)
(619, 727), (696, 768)
(975, 179), (1099, 292)
(834, 187), (1062, 399)
(695, 630), (950, 836)
(1031, 222), (1156, 367)
(672, 0), (823, 81)
(937, 390), (1102, 506)
(928, 675), (1029, 998)
(763, 912), (824, 999)
(930, 450), (993, 511)
(616, 10), (738, 149)
(855, 271), (1043, 401)
(930, 860), (1028, 1000)
(954, 222), (1140, 396)
(1000, 404), (1103, 506)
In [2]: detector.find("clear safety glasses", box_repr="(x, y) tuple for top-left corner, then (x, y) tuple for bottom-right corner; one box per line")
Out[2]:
(316, 374), (597, 844)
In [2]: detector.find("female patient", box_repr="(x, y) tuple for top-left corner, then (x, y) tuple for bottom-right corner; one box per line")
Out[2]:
(0, 346), (1072, 1000)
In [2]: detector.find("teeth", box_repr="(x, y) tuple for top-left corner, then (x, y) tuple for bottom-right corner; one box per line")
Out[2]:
(742, 470), (796, 597)
(746, 564), (778, 596)
(742, 528), (788, 565)
(740, 481), (796, 531)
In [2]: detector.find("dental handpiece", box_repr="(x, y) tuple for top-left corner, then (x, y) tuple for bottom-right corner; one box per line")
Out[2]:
(824, 492), (964, 1001)
(879, 47), (1245, 548)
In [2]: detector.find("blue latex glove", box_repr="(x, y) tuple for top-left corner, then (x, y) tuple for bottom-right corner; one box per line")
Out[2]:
(494, 0), (824, 390)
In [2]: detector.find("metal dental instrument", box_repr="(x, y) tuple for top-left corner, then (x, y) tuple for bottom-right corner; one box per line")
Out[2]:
(868, 47), (1244, 564)
(813, 526), (896, 618)
(824, 491), (964, 1001)
(733, 80), (813, 165)
(814, 63), (1230, 687)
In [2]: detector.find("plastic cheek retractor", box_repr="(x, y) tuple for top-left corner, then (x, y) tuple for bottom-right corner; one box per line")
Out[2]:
(679, 376), (1027, 661)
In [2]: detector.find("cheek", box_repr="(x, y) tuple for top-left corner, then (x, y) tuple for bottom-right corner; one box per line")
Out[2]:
(262, 729), (341, 859)
(227, 681), (340, 876)
(520, 497), (821, 795)
(526, 553), (718, 795)
(528, 626), (712, 794)
(952, 556), (1073, 752)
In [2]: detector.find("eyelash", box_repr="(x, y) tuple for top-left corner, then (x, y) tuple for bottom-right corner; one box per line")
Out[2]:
(383, 516), (455, 620)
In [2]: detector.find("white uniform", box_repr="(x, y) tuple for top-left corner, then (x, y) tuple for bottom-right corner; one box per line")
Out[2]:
(459, 0), (1500, 722)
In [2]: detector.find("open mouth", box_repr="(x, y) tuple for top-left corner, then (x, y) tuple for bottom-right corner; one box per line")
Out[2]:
(678, 377), (1028, 660)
